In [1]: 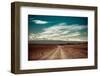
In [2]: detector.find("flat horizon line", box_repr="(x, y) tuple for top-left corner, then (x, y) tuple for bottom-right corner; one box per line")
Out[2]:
(28, 40), (87, 44)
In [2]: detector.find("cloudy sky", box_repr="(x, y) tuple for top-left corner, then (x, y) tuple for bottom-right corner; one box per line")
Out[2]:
(28, 15), (88, 41)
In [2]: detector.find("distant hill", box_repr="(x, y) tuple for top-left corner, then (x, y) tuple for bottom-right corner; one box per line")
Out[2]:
(28, 40), (87, 44)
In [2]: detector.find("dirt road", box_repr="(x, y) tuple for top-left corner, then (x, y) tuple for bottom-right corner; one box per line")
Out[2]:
(28, 43), (88, 60)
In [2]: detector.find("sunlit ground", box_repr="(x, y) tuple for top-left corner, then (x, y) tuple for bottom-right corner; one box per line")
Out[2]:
(28, 43), (88, 60)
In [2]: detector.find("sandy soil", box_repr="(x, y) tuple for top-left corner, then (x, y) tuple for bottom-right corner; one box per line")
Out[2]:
(28, 42), (88, 60)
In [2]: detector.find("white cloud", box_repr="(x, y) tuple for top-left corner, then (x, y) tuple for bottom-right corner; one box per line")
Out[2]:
(29, 23), (87, 41)
(65, 32), (80, 37)
(32, 20), (48, 24)
(44, 23), (68, 32)
(44, 23), (87, 33)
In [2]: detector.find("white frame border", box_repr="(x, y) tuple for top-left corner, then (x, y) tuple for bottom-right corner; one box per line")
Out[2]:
(20, 6), (95, 70)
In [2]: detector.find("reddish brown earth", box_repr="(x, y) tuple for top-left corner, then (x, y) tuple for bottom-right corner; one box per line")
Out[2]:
(28, 43), (88, 60)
